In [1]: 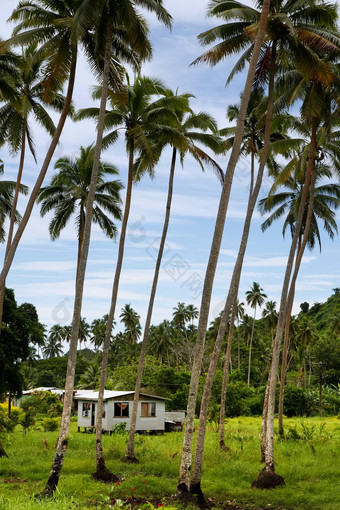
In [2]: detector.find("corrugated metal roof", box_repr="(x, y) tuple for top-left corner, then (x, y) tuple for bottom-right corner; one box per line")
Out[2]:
(74, 390), (167, 401)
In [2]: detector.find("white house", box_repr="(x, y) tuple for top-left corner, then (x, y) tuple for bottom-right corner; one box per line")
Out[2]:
(74, 390), (167, 432)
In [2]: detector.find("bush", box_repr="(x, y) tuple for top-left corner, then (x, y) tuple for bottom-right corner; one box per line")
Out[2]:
(20, 391), (63, 416)
(41, 417), (59, 432)
(112, 422), (127, 434)
(283, 386), (308, 417)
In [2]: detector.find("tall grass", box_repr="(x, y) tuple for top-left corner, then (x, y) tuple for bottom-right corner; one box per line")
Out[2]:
(0, 416), (339, 509)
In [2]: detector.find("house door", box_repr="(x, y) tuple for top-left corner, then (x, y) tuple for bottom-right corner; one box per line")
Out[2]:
(91, 403), (96, 427)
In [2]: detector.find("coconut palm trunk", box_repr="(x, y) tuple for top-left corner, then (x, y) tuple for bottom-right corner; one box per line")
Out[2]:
(189, 42), (276, 499)
(0, 48), (77, 304)
(125, 147), (177, 461)
(278, 169), (316, 434)
(0, 125), (26, 331)
(219, 298), (237, 450)
(93, 140), (134, 480)
(41, 20), (113, 496)
(177, 3), (271, 496)
(252, 117), (318, 489)
(277, 238), (301, 434)
(247, 307), (257, 387)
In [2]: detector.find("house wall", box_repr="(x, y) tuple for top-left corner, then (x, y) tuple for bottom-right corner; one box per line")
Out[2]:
(77, 398), (165, 431)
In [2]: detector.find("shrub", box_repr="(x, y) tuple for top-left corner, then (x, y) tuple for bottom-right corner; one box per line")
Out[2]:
(41, 417), (59, 432)
(282, 386), (308, 417)
(20, 391), (63, 416)
(112, 422), (127, 434)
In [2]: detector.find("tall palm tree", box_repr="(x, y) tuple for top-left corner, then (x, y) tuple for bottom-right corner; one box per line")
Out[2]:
(37, 145), (123, 276)
(125, 106), (224, 462)
(254, 78), (339, 488)
(260, 152), (340, 435)
(175, 0), (273, 491)
(0, 0), (137, 322)
(42, 0), (171, 493)
(77, 74), (184, 478)
(0, 43), (65, 329)
(246, 282), (267, 387)
(119, 304), (141, 344)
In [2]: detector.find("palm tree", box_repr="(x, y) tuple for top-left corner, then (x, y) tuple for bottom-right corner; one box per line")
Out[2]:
(260, 152), (340, 435)
(172, 302), (190, 333)
(262, 301), (277, 344)
(0, 163), (28, 244)
(43, 325), (64, 358)
(246, 282), (267, 387)
(0, 43), (65, 329)
(125, 106), (224, 462)
(148, 321), (174, 364)
(186, 304), (199, 327)
(90, 315), (110, 350)
(235, 300), (245, 369)
(42, 0), (171, 493)
(175, 0), (273, 488)
(37, 145), (123, 276)
(255, 77), (339, 488)
(119, 305), (141, 344)
(78, 363), (101, 389)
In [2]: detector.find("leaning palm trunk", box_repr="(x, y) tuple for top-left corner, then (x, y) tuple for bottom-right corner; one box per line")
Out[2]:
(41, 23), (113, 497)
(218, 298), (237, 450)
(277, 239), (301, 435)
(0, 48), (77, 329)
(247, 307), (257, 387)
(0, 126), (26, 332)
(252, 118), (318, 489)
(125, 147), (177, 462)
(93, 141), (134, 480)
(189, 40), (276, 499)
(176, 1), (272, 497)
(278, 172), (316, 435)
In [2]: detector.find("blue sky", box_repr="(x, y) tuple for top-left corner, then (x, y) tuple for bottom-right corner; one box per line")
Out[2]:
(1, 0), (339, 336)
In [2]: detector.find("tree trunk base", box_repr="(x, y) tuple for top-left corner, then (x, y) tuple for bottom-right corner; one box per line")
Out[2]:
(92, 463), (119, 483)
(251, 467), (285, 489)
(175, 482), (197, 504)
(122, 455), (139, 464)
(190, 481), (211, 509)
(219, 440), (231, 453)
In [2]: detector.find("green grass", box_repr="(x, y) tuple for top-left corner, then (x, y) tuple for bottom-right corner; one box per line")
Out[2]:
(0, 416), (339, 509)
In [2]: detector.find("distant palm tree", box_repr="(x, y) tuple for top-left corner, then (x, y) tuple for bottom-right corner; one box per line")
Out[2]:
(119, 305), (141, 344)
(78, 363), (101, 389)
(90, 315), (112, 350)
(43, 325), (64, 358)
(78, 317), (90, 350)
(172, 302), (190, 333)
(245, 282), (267, 387)
(148, 321), (174, 364)
(37, 146), (123, 276)
(262, 301), (278, 344)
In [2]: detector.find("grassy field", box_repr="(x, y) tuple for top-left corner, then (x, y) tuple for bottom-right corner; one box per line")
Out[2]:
(0, 416), (339, 509)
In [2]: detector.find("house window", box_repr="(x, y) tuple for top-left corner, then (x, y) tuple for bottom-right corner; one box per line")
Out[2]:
(141, 402), (156, 417)
(82, 403), (91, 417)
(114, 402), (129, 417)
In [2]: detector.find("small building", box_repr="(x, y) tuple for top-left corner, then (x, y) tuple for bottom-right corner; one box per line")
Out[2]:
(164, 410), (186, 431)
(74, 390), (167, 432)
